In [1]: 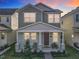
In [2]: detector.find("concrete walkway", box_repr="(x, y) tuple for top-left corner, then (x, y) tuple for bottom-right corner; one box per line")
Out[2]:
(44, 53), (53, 59)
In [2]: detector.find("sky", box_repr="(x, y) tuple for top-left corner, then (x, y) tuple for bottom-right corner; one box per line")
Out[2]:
(0, 0), (79, 16)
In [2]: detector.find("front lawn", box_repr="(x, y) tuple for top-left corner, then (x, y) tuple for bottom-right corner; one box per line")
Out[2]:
(0, 45), (43, 59)
(54, 46), (79, 59)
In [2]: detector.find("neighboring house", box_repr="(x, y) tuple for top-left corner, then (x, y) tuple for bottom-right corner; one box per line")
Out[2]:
(61, 7), (79, 47)
(0, 9), (17, 47)
(15, 3), (65, 53)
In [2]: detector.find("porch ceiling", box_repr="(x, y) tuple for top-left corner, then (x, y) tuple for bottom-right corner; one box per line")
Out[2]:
(17, 22), (63, 32)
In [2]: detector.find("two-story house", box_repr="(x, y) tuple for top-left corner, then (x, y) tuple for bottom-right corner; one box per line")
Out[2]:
(15, 3), (65, 53)
(0, 9), (17, 47)
(61, 7), (79, 48)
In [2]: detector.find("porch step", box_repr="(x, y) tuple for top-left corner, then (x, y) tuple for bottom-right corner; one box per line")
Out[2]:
(42, 48), (58, 52)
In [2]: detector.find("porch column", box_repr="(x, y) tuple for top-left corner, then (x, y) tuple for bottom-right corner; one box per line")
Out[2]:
(38, 32), (42, 51)
(29, 33), (33, 48)
(60, 32), (65, 52)
(15, 32), (21, 52)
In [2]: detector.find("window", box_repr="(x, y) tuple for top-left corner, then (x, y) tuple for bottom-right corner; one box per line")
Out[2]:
(76, 14), (79, 22)
(54, 14), (60, 23)
(53, 33), (58, 43)
(48, 14), (60, 23)
(24, 33), (36, 41)
(24, 33), (30, 40)
(0, 32), (5, 40)
(6, 17), (9, 22)
(24, 13), (36, 23)
(48, 14), (54, 23)
(31, 33), (36, 42)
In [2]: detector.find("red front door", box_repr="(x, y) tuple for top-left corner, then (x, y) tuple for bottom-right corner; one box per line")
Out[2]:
(44, 32), (49, 46)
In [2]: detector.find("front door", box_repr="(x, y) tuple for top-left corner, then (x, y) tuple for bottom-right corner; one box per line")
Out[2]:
(44, 32), (49, 47)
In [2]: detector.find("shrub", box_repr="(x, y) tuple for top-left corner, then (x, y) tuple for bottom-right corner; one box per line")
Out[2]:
(51, 42), (58, 49)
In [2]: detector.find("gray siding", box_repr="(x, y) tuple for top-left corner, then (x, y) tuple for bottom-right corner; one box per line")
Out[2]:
(0, 15), (11, 27)
(43, 12), (60, 27)
(18, 5), (61, 28)
(7, 31), (16, 45)
(18, 6), (42, 28)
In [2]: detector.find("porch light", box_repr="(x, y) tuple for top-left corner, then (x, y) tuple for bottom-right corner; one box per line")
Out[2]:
(72, 34), (74, 38)
(2, 32), (5, 35)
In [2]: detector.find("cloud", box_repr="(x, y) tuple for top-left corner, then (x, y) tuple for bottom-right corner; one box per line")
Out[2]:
(35, 0), (64, 7)
(65, 0), (79, 7)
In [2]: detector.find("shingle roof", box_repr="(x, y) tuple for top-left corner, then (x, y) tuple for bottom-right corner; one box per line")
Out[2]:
(0, 3), (62, 14)
(17, 4), (42, 12)
(17, 3), (62, 13)
(62, 7), (79, 18)
(0, 8), (17, 15)
(35, 3), (63, 13)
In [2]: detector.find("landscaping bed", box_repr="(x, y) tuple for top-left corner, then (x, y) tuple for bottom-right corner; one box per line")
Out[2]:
(0, 44), (10, 55)
(53, 45), (79, 59)
(0, 45), (44, 59)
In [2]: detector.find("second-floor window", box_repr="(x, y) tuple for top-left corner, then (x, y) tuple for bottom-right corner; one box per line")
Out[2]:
(24, 13), (36, 23)
(76, 14), (79, 22)
(0, 16), (9, 23)
(6, 17), (9, 22)
(48, 14), (60, 23)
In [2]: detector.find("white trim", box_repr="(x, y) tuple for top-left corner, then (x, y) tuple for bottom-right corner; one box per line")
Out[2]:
(18, 30), (63, 32)
(39, 32), (42, 45)
(5, 33), (8, 44)
(17, 22), (64, 31)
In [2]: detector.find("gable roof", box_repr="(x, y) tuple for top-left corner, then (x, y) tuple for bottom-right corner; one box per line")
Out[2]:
(17, 3), (62, 13)
(18, 22), (64, 32)
(0, 8), (17, 15)
(17, 4), (42, 12)
(35, 3), (63, 13)
(62, 7), (79, 18)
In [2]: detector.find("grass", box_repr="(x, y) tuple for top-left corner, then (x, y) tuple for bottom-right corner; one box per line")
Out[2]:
(0, 45), (79, 59)
(54, 45), (79, 59)
(0, 45), (43, 59)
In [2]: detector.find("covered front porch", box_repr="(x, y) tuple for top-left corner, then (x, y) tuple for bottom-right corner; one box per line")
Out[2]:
(16, 22), (65, 52)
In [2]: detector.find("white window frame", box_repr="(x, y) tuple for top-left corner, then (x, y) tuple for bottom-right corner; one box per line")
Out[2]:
(53, 33), (58, 43)
(48, 14), (54, 23)
(48, 14), (60, 23)
(54, 14), (60, 23)
(24, 13), (36, 23)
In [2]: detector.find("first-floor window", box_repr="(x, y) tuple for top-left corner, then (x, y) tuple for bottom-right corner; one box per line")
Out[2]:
(24, 33), (37, 42)
(0, 32), (5, 40)
(24, 33), (37, 48)
(53, 33), (58, 43)
(24, 33), (30, 40)
(31, 33), (37, 42)
(49, 32), (58, 43)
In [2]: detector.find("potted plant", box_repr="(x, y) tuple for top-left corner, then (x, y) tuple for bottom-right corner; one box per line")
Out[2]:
(32, 42), (37, 53)
(51, 42), (58, 49)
